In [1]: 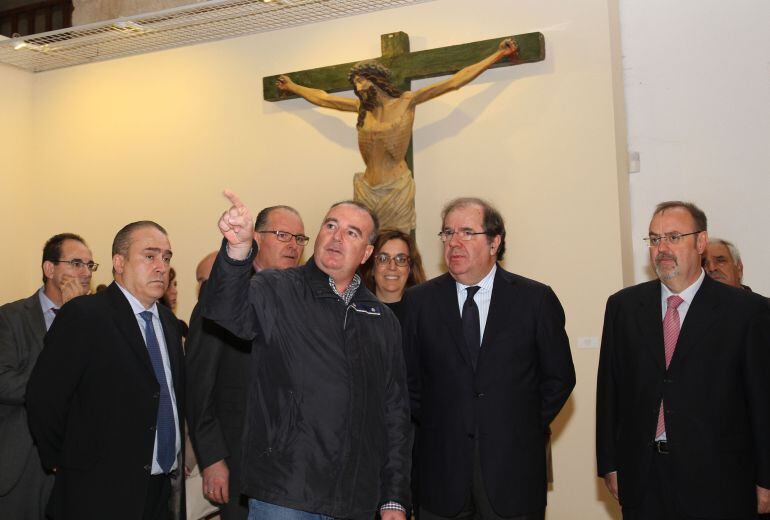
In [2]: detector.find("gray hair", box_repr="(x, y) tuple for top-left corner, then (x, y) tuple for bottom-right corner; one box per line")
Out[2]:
(708, 238), (741, 265)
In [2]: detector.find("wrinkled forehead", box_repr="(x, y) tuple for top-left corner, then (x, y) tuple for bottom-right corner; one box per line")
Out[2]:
(265, 208), (304, 233)
(128, 227), (172, 255)
(59, 239), (93, 260)
(323, 204), (374, 232)
(443, 203), (485, 228)
(706, 242), (734, 262)
(649, 208), (696, 233)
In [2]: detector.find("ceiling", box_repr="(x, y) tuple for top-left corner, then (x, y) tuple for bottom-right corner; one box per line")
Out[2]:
(0, 0), (431, 73)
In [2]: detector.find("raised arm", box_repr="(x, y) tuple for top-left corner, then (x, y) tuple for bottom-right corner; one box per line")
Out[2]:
(411, 38), (518, 105)
(276, 75), (359, 112)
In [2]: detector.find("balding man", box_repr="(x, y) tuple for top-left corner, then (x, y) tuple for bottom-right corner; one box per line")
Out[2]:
(704, 238), (750, 291)
(196, 252), (218, 296)
(186, 205), (307, 520)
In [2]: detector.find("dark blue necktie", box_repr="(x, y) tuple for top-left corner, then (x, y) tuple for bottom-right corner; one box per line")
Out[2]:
(139, 311), (176, 473)
(462, 286), (481, 356)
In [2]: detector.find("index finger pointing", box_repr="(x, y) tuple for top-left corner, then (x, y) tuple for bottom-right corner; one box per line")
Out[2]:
(223, 189), (245, 209)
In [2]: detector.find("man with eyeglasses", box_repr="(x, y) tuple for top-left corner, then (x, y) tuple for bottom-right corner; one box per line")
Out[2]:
(0, 232), (95, 519)
(597, 201), (770, 519)
(401, 197), (575, 520)
(186, 205), (307, 520)
(200, 191), (411, 520)
(27, 221), (186, 520)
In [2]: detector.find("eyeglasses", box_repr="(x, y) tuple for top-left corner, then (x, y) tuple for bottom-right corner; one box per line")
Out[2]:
(53, 259), (99, 272)
(375, 253), (411, 267)
(643, 231), (702, 247)
(438, 229), (488, 242)
(258, 230), (310, 246)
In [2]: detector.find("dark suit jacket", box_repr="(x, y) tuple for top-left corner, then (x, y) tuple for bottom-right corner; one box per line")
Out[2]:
(185, 294), (250, 519)
(596, 275), (770, 518)
(402, 267), (575, 517)
(26, 282), (186, 520)
(0, 292), (47, 496)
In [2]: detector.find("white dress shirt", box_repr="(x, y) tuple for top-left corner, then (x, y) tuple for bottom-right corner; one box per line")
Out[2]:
(655, 268), (705, 441)
(116, 283), (181, 474)
(455, 264), (497, 345)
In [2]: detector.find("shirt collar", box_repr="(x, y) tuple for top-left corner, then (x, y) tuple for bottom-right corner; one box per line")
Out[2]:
(661, 268), (706, 305)
(455, 263), (497, 295)
(116, 282), (159, 317)
(38, 286), (57, 312)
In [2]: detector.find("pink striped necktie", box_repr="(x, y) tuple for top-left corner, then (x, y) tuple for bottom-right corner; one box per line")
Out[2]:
(655, 295), (684, 438)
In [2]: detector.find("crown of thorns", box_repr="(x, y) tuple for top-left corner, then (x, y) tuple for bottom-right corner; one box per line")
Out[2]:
(348, 61), (393, 83)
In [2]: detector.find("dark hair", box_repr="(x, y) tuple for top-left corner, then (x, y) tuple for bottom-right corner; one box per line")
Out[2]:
(348, 61), (402, 128)
(360, 229), (427, 294)
(111, 221), (168, 275)
(254, 205), (301, 232)
(441, 197), (507, 260)
(329, 200), (380, 244)
(41, 233), (88, 284)
(112, 221), (168, 257)
(653, 201), (707, 232)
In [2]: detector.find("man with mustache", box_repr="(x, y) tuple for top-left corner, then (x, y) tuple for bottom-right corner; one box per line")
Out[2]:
(0, 233), (95, 519)
(597, 201), (770, 519)
(186, 205), (307, 520)
(703, 238), (751, 291)
(401, 197), (575, 520)
(201, 191), (411, 520)
(27, 221), (186, 520)
(275, 38), (518, 234)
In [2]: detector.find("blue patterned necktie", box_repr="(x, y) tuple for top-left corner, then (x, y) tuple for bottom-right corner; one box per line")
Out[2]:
(139, 311), (176, 473)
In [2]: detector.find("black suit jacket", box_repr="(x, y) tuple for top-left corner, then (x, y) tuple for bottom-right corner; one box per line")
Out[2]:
(0, 292), (48, 496)
(26, 282), (186, 520)
(402, 267), (575, 516)
(596, 275), (770, 518)
(185, 293), (250, 519)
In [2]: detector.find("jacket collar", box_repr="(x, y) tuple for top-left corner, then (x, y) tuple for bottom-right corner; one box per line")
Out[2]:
(303, 256), (379, 305)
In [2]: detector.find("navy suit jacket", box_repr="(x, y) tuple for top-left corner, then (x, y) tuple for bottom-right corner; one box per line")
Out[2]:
(402, 267), (575, 516)
(27, 282), (185, 519)
(596, 275), (770, 518)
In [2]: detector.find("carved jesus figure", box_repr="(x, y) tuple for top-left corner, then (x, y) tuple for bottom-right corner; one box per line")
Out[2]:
(277, 38), (517, 233)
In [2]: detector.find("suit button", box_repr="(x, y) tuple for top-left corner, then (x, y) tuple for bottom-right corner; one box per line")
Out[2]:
(153, 392), (160, 399)
(144, 464), (151, 472)
(475, 392), (485, 398)
(149, 425), (156, 432)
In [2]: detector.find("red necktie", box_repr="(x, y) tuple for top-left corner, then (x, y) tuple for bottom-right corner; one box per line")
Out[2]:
(655, 295), (684, 438)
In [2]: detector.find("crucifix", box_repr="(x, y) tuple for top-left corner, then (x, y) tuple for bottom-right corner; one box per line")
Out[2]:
(263, 31), (545, 233)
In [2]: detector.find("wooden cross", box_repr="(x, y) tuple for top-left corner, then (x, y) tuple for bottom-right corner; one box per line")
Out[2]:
(263, 31), (544, 171)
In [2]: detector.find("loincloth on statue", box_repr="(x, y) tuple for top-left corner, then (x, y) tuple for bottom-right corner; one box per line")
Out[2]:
(353, 170), (416, 234)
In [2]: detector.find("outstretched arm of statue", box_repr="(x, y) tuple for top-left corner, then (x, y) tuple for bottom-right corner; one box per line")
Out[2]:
(411, 38), (518, 105)
(276, 75), (359, 112)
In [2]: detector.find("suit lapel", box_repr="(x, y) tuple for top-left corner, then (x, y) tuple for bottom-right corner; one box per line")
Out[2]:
(158, 308), (182, 393)
(669, 275), (720, 369)
(23, 292), (47, 356)
(479, 267), (512, 351)
(106, 282), (156, 378)
(434, 274), (474, 369)
(636, 281), (665, 371)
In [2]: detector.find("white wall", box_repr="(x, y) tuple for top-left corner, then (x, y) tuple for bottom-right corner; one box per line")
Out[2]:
(620, 0), (770, 294)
